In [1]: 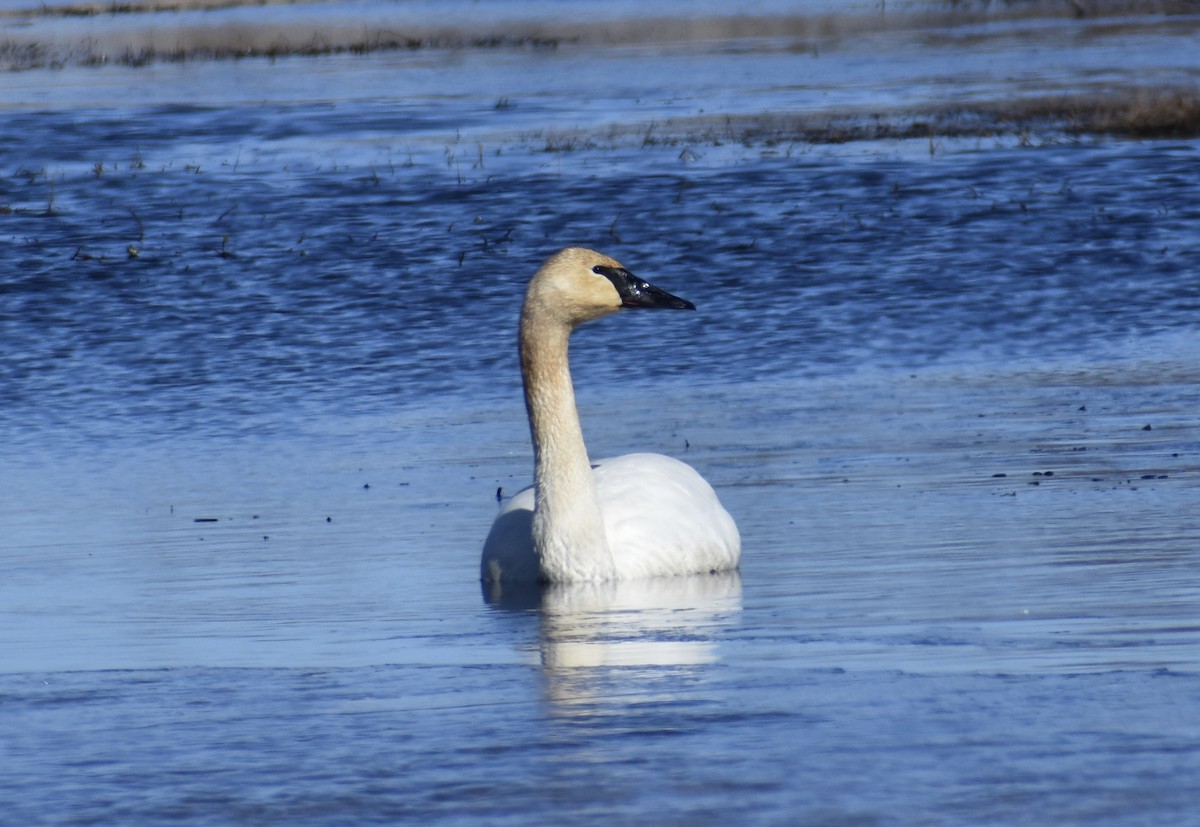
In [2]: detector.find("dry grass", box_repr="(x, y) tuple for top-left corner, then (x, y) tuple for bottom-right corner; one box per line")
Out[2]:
(1, 0), (317, 17)
(4, 0), (1199, 71)
(0, 25), (570, 71)
(1006, 90), (1200, 138)
(811, 88), (1200, 142)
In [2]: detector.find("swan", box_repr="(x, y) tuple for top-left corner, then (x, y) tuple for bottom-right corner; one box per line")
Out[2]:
(481, 247), (741, 583)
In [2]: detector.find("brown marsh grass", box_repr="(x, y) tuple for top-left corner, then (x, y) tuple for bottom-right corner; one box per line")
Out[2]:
(529, 87), (1200, 151)
(1005, 90), (1200, 138)
(4, 0), (1199, 71)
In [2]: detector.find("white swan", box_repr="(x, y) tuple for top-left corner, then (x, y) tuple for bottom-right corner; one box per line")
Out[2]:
(481, 247), (741, 583)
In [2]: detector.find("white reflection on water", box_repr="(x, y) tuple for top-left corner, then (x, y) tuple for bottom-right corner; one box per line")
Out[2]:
(485, 573), (742, 712)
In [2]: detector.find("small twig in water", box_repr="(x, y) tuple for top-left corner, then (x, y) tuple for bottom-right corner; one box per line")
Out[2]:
(608, 215), (623, 244)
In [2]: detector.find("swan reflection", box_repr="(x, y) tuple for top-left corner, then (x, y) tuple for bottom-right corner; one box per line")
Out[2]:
(484, 573), (742, 712)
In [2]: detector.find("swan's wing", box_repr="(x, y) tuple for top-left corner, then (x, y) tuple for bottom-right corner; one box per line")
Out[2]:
(593, 453), (741, 578)
(482, 455), (740, 582)
(480, 485), (539, 582)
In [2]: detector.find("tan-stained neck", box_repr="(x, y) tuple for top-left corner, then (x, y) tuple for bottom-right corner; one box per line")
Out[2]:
(519, 290), (615, 581)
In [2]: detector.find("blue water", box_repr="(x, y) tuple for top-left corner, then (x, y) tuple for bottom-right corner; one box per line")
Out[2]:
(4, 136), (1198, 441)
(3, 2), (1200, 824)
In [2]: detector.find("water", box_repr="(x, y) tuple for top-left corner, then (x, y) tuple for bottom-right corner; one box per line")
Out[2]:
(3, 1), (1200, 824)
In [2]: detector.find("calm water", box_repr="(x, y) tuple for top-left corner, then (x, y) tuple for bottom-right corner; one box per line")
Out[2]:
(3, 1), (1200, 824)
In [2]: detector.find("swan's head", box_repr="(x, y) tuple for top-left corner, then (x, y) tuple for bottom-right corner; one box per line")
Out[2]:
(527, 247), (695, 327)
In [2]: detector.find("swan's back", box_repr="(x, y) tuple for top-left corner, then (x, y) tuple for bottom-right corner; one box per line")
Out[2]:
(481, 453), (740, 582)
(592, 453), (740, 578)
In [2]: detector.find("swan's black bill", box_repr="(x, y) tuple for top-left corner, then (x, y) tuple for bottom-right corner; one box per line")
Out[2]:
(593, 265), (696, 310)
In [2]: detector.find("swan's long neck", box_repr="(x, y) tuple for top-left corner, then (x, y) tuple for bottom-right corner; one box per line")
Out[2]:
(520, 304), (615, 581)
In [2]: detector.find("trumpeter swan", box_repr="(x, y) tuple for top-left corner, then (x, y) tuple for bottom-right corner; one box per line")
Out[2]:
(481, 247), (741, 583)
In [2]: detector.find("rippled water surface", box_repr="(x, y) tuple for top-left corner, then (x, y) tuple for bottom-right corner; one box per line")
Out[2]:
(3, 1), (1200, 824)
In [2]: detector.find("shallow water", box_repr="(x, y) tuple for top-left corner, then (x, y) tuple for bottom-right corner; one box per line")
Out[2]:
(3, 1), (1200, 824)
(4, 364), (1200, 825)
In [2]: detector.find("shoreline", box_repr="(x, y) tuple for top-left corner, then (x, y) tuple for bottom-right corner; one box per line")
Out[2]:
(4, 0), (1199, 70)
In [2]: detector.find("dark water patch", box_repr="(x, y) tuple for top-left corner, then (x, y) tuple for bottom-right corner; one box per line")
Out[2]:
(3, 129), (1200, 445)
